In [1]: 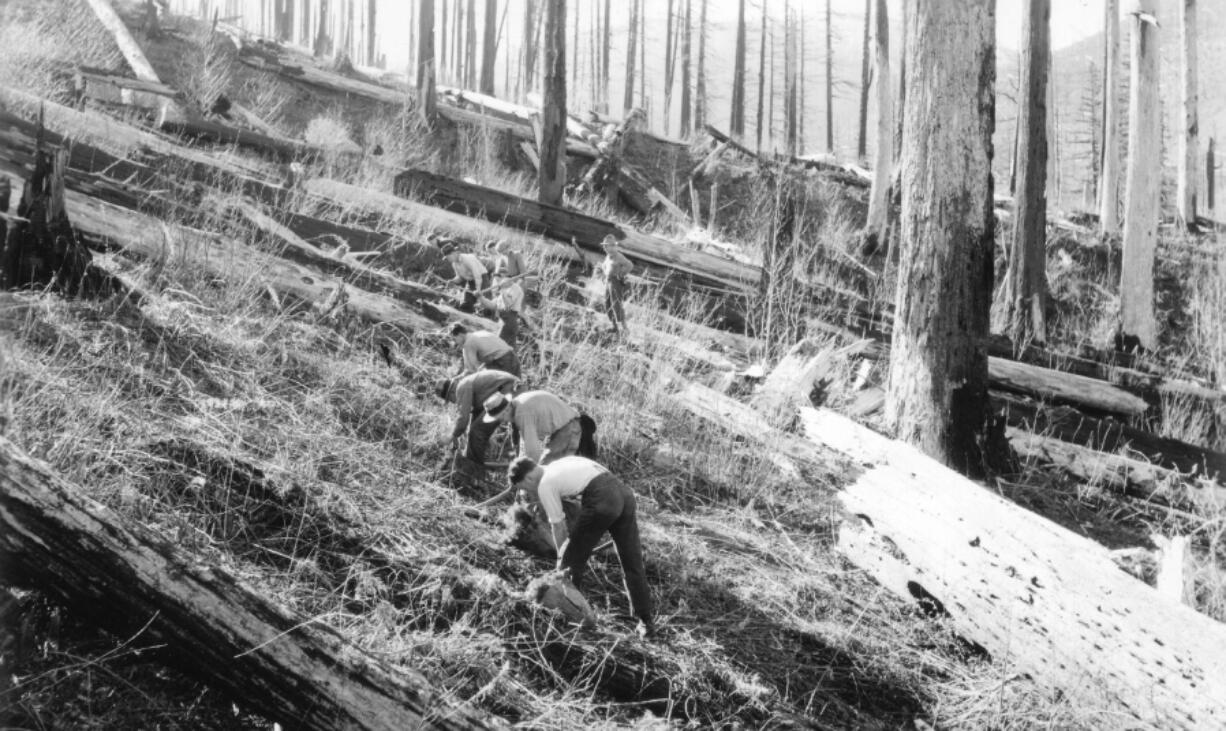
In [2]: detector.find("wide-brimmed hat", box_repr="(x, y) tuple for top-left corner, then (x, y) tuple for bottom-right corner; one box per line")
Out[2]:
(482, 392), (512, 422)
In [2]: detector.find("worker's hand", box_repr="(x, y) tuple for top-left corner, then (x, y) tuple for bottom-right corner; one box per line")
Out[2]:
(450, 436), (461, 451)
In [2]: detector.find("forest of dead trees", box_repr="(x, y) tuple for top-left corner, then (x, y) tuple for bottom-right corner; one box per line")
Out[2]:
(4, 0), (1226, 728)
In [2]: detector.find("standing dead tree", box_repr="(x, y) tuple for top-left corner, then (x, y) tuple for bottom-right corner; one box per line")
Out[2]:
(887, 0), (998, 474)
(1099, 0), (1122, 235)
(538, 0), (567, 206)
(1178, 0), (1199, 229)
(1119, 1), (1161, 351)
(862, 0), (891, 253)
(730, 0), (747, 138)
(417, 0), (438, 126)
(1004, 0), (1051, 346)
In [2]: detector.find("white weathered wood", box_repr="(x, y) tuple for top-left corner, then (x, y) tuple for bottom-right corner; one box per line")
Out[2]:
(1120, 0), (1161, 348)
(82, 0), (163, 83)
(1153, 534), (1190, 605)
(796, 406), (1226, 729)
(1100, 0), (1122, 234)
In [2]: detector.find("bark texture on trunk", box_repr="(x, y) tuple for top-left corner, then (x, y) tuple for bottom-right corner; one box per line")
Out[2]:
(886, 0), (997, 473)
(1005, 0), (1050, 346)
(538, 0), (567, 206)
(856, 0), (870, 161)
(0, 437), (502, 731)
(480, 0), (497, 94)
(1120, 0), (1160, 350)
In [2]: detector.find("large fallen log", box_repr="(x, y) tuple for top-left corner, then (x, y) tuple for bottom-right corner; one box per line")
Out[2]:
(671, 378), (1226, 728)
(394, 168), (759, 293)
(795, 408), (1226, 730)
(0, 436), (504, 730)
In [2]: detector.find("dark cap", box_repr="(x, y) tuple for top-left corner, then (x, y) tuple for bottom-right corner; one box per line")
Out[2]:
(448, 322), (468, 336)
(508, 456), (538, 486)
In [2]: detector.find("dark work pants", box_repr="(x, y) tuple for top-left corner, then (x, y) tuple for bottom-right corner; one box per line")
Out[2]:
(498, 309), (520, 349)
(465, 413), (498, 463)
(561, 473), (652, 624)
(605, 276), (627, 332)
(487, 350), (521, 377)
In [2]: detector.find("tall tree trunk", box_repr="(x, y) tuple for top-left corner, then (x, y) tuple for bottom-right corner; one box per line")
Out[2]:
(785, 8), (798, 156)
(825, 0), (834, 153)
(638, 0), (646, 112)
(439, 0), (447, 80)
(1099, 0), (1122, 234)
(663, 0), (675, 135)
(454, 0), (464, 85)
(680, 0), (692, 136)
(864, 0), (891, 249)
(856, 0), (871, 162)
(623, 0), (638, 114)
(1178, 0), (1198, 228)
(887, 0), (997, 474)
(755, 0), (768, 152)
(480, 0), (496, 94)
(519, 0), (538, 101)
(894, 0), (906, 165)
(314, 0), (331, 57)
(417, 0), (437, 127)
(1208, 137), (1216, 212)
(1119, 0), (1161, 351)
(695, 0), (708, 130)
(539, 0), (567, 206)
(1046, 49), (1058, 212)
(464, 0), (477, 88)
(730, 0), (747, 137)
(571, 0), (579, 89)
(600, 0), (611, 113)
(1005, 0), (1050, 346)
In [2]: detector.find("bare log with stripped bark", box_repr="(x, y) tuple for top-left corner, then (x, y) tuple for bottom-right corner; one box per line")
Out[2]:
(0, 436), (504, 731)
(670, 379), (1226, 729)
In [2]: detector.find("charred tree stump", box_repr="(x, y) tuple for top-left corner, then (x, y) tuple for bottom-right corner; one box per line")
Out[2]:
(0, 143), (105, 297)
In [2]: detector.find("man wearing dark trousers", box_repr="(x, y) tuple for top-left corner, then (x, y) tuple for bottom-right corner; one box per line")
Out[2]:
(508, 455), (654, 638)
(435, 370), (518, 464)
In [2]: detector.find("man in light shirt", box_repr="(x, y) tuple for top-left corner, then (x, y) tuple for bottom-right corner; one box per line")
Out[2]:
(483, 389), (595, 464)
(450, 323), (520, 376)
(443, 243), (490, 313)
(599, 235), (632, 335)
(478, 275), (525, 347)
(508, 455), (654, 638)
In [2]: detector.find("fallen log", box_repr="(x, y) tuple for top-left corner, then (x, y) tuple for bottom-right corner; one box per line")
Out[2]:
(0, 96), (442, 277)
(40, 176), (439, 333)
(1005, 427), (1226, 510)
(82, 0), (162, 84)
(987, 355), (1150, 418)
(792, 407), (1226, 730)
(0, 436), (504, 730)
(996, 391), (1226, 482)
(702, 125), (870, 189)
(394, 168), (759, 293)
(232, 40), (597, 160)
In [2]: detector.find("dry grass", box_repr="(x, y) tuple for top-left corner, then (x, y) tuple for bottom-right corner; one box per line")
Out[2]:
(4, 2), (1226, 729)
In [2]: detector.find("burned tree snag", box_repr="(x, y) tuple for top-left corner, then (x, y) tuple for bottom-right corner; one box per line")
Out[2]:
(0, 140), (103, 297)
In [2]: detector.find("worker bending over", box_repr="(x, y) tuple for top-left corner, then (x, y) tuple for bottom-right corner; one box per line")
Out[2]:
(509, 455), (654, 638)
(435, 370), (518, 464)
(482, 390), (596, 463)
(450, 323), (520, 376)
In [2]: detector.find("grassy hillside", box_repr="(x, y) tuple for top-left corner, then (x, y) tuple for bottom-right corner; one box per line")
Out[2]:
(2, 1), (1226, 729)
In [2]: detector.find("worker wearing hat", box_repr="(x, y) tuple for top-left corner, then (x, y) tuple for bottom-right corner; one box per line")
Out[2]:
(483, 389), (588, 464)
(434, 369), (518, 464)
(508, 455), (654, 638)
(599, 235), (633, 334)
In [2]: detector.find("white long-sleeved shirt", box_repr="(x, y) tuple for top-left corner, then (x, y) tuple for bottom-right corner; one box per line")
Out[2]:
(537, 456), (608, 523)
